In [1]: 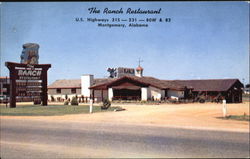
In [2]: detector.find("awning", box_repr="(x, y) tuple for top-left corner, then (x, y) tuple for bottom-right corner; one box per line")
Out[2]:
(112, 85), (141, 90)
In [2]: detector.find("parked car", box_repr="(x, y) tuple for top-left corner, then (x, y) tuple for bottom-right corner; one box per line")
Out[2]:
(0, 95), (9, 104)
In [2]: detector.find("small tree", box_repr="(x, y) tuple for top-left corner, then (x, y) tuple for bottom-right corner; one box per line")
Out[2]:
(71, 96), (78, 106)
(101, 99), (111, 110)
(51, 95), (55, 102)
(65, 94), (68, 100)
(81, 95), (84, 103)
(64, 100), (69, 105)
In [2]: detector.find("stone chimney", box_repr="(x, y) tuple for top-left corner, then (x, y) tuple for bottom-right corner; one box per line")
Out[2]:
(81, 74), (94, 97)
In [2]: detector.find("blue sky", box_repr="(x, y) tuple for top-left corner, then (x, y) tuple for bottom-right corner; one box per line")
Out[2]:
(0, 2), (249, 85)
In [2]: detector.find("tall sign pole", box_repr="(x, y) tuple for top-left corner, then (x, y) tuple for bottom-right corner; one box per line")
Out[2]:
(41, 67), (49, 106)
(7, 65), (17, 108)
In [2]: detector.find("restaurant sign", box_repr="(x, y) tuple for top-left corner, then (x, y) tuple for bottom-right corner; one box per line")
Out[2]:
(5, 62), (51, 108)
(17, 69), (42, 80)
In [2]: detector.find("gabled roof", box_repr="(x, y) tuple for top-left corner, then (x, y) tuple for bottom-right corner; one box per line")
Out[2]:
(48, 76), (243, 92)
(0, 77), (9, 79)
(48, 79), (81, 89)
(93, 78), (116, 86)
(89, 75), (185, 90)
(167, 79), (243, 92)
(48, 78), (115, 89)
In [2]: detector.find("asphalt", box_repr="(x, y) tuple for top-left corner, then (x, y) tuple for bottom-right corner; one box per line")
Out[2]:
(0, 118), (249, 158)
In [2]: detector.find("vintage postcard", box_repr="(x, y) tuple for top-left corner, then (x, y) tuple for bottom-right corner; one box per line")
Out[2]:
(0, 1), (249, 158)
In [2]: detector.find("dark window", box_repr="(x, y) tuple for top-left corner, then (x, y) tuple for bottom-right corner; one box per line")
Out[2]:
(56, 88), (61, 94)
(3, 84), (9, 88)
(71, 88), (76, 94)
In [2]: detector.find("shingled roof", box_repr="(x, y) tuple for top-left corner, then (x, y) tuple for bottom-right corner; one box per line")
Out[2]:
(48, 79), (81, 89)
(89, 75), (185, 90)
(166, 79), (242, 92)
(92, 78), (116, 86)
(48, 76), (243, 92)
(48, 78), (115, 89)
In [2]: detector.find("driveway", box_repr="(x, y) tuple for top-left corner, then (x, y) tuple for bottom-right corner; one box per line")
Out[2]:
(1, 102), (249, 132)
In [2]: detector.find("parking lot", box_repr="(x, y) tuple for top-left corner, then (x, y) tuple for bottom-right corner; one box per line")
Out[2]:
(1, 102), (249, 132)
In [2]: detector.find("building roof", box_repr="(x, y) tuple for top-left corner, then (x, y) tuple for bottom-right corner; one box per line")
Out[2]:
(166, 79), (242, 92)
(89, 75), (185, 90)
(129, 76), (184, 90)
(48, 79), (81, 89)
(93, 78), (116, 86)
(48, 76), (243, 92)
(90, 76), (242, 91)
(48, 78), (115, 89)
(0, 77), (9, 79)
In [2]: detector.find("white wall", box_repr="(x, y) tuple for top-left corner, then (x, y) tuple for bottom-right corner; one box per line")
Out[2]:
(135, 70), (143, 77)
(108, 88), (113, 101)
(141, 87), (148, 101)
(149, 86), (164, 100)
(48, 88), (81, 96)
(81, 75), (94, 97)
(48, 88), (81, 102)
(167, 90), (184, 98)
(161, 90), (165, 99)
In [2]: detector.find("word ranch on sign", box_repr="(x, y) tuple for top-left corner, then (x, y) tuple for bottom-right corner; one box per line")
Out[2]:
(18, 69), (42, 77)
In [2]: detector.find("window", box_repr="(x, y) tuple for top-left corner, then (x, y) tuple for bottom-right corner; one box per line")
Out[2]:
(71, 88), (76, 94)
(56, 88), (61, 94)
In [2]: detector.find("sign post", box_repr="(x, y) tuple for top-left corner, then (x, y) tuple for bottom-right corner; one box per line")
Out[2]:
(89, 99), (93, 113)
(222, 99), (227, 117)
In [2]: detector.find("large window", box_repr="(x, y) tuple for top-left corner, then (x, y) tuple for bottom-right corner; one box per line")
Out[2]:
(56, 88), (61, 94)
(71, 88), (76, 94)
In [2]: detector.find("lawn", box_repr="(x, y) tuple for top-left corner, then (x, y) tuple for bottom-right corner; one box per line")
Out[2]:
(0, 105), (118, 116)
(226, 115), (250, 121)
(217, 115), (250, 122)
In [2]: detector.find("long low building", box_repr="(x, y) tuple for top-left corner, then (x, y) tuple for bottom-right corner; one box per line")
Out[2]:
(48, 77), (114, 102)
(48, 66), (243, 103)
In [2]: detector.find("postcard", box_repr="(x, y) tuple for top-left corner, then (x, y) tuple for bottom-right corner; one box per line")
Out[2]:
(0, 2), (249, 158)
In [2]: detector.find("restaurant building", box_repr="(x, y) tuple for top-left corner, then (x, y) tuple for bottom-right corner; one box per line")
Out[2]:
(47, 65), (243, 103)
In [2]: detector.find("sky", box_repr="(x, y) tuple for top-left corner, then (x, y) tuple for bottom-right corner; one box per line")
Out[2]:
(0, 2), (249, 85)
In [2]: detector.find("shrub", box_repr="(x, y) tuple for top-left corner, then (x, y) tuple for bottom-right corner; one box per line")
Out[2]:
(101, 99), (111, 110)
(64, 100), (69, 105)
(114, 106), (125, 112)
(33, 100), (41, 105)
(140, 100), (147, 104)
(199, 99), (205, 103)
(71, 97), (78, 106)
(51, 95), (55, 102)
